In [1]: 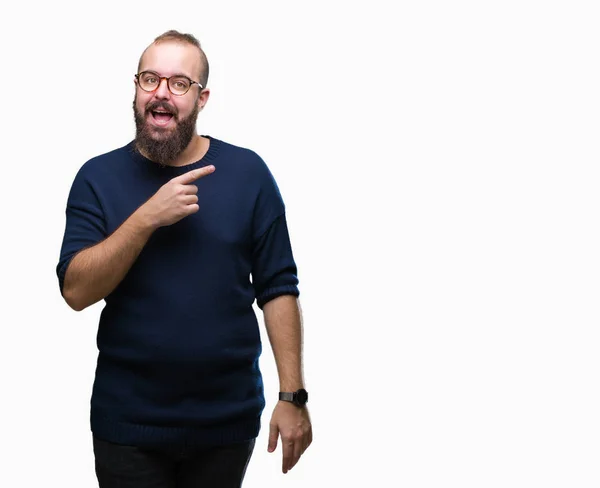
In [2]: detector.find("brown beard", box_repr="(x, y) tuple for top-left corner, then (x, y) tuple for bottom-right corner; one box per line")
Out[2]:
(133, 97), (200, 165)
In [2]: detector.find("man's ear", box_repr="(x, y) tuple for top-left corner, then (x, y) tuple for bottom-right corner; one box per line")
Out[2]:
(197, 88), (210, 111)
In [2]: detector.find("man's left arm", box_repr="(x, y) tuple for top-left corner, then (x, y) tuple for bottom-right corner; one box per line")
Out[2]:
(263, 294), (313, 474)
(248, 158), (312, 473)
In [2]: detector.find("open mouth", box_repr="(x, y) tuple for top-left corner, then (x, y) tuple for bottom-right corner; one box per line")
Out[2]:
(150, 110), (175, 126)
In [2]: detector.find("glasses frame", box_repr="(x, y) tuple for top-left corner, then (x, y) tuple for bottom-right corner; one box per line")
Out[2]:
(135, 70), (203, 96)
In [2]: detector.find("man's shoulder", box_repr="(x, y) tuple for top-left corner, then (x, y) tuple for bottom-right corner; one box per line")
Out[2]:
(76, 141), (135, 178)
(208, 136), (270, 173)
(85, 141), (134, 167)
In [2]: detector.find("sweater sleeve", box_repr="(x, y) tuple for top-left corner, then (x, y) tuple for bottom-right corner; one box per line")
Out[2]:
(253, 214), (300, 308)
(250, 160), (299, 309)
(56, 168), (107, 296)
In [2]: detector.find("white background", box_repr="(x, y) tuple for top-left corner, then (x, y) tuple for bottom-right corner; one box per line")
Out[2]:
(1, 0), (599, 486)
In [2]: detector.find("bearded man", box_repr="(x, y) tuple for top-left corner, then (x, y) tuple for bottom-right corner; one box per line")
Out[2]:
(56, 30), (311, 488)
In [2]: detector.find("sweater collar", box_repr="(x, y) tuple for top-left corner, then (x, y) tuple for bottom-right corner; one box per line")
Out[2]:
(127, 135), (221, 175)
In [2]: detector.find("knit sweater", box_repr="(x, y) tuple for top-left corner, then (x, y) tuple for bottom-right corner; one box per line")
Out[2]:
(56, 136), (300, 448)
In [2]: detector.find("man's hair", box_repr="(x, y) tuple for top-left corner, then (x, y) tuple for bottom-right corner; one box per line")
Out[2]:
(137, 30), (209, 88)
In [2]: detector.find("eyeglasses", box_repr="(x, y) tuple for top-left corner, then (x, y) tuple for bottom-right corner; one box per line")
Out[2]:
(135, 70), (203, 96)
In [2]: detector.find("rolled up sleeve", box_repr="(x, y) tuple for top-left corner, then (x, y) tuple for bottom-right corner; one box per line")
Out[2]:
(252, 213), (300, 309)
(56, 171), (107, 296)
(249, 155), (300, 308)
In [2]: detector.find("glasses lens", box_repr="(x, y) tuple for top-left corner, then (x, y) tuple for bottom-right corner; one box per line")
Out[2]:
(169, 77), (191, 95)
(139, 72), (160, 91)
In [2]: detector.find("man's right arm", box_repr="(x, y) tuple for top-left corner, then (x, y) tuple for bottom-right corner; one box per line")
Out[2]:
(62, 208), (155, 311)
(60, 164), (215, 311)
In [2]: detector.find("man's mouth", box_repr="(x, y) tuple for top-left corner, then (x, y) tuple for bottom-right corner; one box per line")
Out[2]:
(150, 109), (175, 126)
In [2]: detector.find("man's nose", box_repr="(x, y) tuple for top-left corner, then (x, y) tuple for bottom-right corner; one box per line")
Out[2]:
(154, 78), (171, 99)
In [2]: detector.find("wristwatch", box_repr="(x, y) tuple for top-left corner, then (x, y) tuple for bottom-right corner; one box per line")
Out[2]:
(279, 388), (308, 407)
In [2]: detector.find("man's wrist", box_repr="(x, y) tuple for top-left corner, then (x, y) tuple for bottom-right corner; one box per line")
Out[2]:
(279, 388), (308, 407)
(131, 206), (159, 234)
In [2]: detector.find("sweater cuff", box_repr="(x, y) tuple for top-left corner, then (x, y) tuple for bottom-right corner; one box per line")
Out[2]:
(56, 256), (75, 297)
(256, 284), (300, 309)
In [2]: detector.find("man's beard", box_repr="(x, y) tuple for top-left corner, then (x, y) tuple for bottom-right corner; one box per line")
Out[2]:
(133, 97), (200, 165)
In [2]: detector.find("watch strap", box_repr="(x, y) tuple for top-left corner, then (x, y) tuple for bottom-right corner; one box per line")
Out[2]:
(279, 392), (295, 402)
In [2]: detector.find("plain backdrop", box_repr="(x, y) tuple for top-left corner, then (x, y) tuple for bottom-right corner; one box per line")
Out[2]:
(1, 0), (599, 486)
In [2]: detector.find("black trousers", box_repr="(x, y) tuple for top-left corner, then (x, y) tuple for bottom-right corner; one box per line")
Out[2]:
(93, 435), (255, 488)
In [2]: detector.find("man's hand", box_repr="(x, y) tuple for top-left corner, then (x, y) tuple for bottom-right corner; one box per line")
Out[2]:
(268, 401), (312, 474)
(139, 165), (215, 229)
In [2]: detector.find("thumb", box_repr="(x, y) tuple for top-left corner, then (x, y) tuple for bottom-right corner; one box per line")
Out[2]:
(268, 422), (279, 453)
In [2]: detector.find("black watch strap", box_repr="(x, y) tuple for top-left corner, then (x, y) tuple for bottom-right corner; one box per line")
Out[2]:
(279, 392), (295, 402)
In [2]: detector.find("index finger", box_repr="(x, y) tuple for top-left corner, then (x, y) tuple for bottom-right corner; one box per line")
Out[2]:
(282, 440), (294, 473)
(174, 165), (215, 184)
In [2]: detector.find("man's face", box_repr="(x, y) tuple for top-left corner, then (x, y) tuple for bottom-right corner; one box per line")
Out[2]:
(133, 41), (207, 164)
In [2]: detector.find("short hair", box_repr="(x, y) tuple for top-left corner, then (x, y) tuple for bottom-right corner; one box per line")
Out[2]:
(137, 30), (209, 88)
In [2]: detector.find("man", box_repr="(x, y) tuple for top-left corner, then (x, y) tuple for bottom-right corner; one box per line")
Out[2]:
(56, 30), (312, 487)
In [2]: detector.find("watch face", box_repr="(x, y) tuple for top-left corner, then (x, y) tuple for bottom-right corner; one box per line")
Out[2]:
(295, 389), (308, 405)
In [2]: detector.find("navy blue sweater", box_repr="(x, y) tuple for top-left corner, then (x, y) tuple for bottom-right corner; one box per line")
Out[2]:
(56, 136), (300, 447)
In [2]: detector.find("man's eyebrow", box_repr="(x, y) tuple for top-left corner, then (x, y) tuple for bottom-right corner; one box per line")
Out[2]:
(141, 70), (194, 79)
(171, 72), (194, 79)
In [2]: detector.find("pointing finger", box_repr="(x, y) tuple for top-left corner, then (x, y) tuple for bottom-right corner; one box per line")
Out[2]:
(174, 165), (215, 184)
